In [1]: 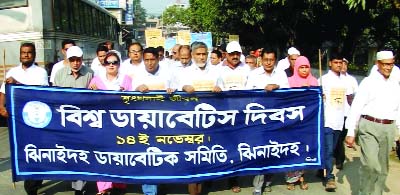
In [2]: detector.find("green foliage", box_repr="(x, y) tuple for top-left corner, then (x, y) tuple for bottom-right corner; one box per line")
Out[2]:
(161, 5), (190, 26)
(132, 0), (146, 28)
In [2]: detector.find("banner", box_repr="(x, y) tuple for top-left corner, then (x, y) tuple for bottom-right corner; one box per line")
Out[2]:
(177, 30), (191, 45)
(229, 35), (240, 42)
(191, 32), (213, 49)
(6, 85), (323, 184)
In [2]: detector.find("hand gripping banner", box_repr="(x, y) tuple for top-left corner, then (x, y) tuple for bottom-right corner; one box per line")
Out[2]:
(6, 85), (324, 184)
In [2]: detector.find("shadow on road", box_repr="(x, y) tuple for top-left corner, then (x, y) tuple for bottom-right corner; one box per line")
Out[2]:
(0, 157), (10, 172)
(336, 157), (360, 195)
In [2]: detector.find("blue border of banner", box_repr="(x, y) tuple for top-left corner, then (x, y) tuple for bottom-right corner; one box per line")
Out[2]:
(8, 85), (323, 181)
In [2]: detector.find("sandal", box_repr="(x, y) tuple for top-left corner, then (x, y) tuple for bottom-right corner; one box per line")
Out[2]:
(286, 183), (295, 190)
(96, 191), (110, 195)
(299, 177), (309, 190)
(231, 186), (241, 193)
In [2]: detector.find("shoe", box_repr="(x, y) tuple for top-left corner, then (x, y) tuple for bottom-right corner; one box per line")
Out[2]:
(286, 183), (295, 190)
(325, 179), (337, 192)
(74, 190), (86, 195)
(253, 191), (262, 195)
(231, 186), (241, 193)
(336, 163), (343, 170)
(264, 184), (272, 192)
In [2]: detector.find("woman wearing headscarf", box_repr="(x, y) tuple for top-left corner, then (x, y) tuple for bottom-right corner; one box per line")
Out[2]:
(285, 56), (318, 190)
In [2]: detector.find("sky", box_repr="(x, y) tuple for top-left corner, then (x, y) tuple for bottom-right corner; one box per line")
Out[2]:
(141, 0), (189, 16)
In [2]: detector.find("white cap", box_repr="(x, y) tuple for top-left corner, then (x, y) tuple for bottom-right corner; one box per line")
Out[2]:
(288, 47), (300, 55)
(226, 41), (242, 53)
(376, 51), (394, 60)
(66, 46), (83, 59)
(343, 58), (349, 63)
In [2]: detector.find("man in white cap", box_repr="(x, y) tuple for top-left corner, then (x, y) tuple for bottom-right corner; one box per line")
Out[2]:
(276, 47), (300, 77)
(53, 46), (94, 88)
(53, 45), (93, 195)
(369, 54), (400, 85)
(345, 50), (400, 195)
(217, 41), (250, 193)
(219, 41), (250, 91)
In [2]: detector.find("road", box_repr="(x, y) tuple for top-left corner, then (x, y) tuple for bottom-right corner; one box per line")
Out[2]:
(1, 127), (400, 195)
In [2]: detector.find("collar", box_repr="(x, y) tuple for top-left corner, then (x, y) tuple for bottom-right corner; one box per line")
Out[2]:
(67, 65), (84, 76)
(19, 63), (36, 71)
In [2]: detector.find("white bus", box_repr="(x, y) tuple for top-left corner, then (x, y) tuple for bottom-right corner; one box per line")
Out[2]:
(0, 0), (120, 80)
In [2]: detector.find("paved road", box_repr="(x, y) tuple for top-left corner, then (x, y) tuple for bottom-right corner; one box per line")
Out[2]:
(1, 127), (400, 195)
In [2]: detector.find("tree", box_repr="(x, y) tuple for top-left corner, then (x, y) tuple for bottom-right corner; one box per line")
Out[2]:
(161, 5), (190, 26)
(186, 0), (399, 67)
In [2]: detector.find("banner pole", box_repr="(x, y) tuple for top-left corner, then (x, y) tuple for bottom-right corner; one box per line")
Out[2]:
(318, 49), (322, 86)
(3, 49), (5, 82)
(12, 182), (16, 189)
(319, 48), (326, 177)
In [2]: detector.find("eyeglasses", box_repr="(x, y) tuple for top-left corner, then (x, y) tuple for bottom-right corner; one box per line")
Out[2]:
(104, 60), (120, 66)
(129, 50), (142, 54)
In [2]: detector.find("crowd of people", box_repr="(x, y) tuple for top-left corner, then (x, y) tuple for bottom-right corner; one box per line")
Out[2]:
(0, 39), (399, 195)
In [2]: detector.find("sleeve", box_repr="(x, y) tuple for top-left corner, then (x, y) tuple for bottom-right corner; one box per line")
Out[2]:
(245, 73), (255, 90)
(49, 63), (58, 83)
(52, 69), (61, 87)
(277, 72), (289, 88)
(0, 70), (13, 94)
(122, 75), (133, 91)
(40, 69), (49, 86)
(345, 78), (369, 137)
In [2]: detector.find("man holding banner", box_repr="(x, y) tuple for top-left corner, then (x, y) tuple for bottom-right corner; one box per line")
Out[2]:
(0, 42), (49, 195)
(53, 45), (93, 195)
(246, 48), (289, 195)
(121, 42), (145, 80)
(179, 41), (222, 195)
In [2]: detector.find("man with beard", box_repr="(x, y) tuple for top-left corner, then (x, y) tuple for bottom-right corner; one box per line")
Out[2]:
(180, 41), (222, 93)
(177, 41), (222, 195)
(0, 42), (48, 195)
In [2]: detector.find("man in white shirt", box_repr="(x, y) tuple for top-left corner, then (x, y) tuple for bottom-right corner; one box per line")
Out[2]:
(134, 47), (174, 94)
(120, 42), (145, 80)
(49, 39), (76, 85)
(249, 48), (288, 195)
(178, 41), (221, 195)
(334, 58), (358, 170)
(90, 45), (108, 76)
(219, 41), (250, 91)
(245, 55), (258, 70)
(318, 53), (350, 192)
(209, 50), (223, 67)
(0, 42), (48, 195)
(180, 42), (222, 93)
(369, 62), (400, 84)
(246, 49), (289, 90)
(276, 47), (300, 77)
(345, 50), (400, 195)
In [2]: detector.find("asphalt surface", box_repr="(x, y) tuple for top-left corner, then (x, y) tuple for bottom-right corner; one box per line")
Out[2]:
(1, 127), (400, 195)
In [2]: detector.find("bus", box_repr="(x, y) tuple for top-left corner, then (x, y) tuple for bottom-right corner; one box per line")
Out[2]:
(0, 0), (120, 81)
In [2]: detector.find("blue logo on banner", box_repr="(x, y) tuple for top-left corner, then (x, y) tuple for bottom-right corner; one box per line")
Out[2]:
(22, 101), (52, 128)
